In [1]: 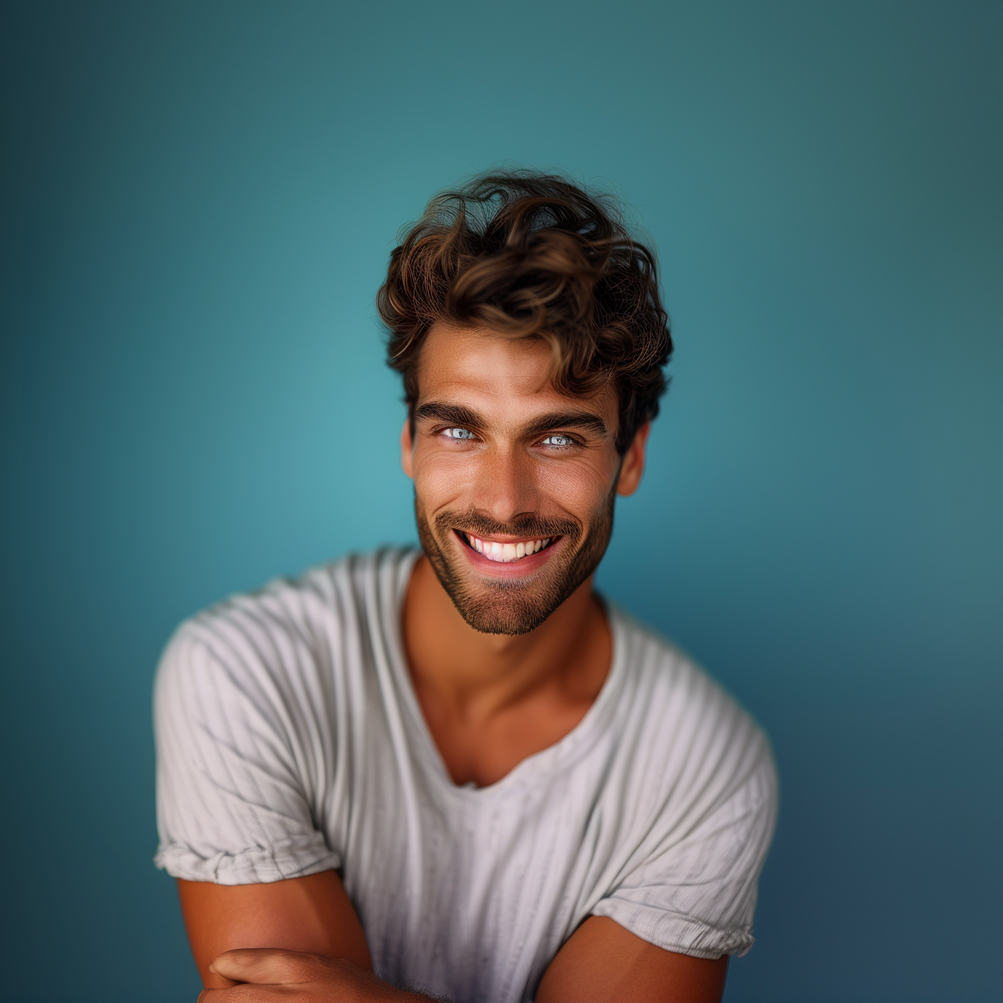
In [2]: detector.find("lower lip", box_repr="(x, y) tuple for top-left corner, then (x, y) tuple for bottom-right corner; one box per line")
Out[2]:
(453, 531), (560, 578)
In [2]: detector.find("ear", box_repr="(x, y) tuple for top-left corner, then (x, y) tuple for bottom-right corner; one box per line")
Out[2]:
(400, 418), (414, 479)
(616, 422), (650, 497)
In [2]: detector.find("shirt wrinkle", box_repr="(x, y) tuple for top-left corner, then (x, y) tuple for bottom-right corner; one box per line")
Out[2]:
(154, 547), (777, 1003)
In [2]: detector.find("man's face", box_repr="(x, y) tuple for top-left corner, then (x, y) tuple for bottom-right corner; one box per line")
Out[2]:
(401, 323), (648, 635)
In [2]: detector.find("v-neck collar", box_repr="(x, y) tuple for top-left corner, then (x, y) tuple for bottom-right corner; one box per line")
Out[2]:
(385, 548), (627, 801)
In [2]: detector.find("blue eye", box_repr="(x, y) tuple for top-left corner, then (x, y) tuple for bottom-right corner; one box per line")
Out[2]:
(541, 434), (576, 447)
(443, 427), (476, 440)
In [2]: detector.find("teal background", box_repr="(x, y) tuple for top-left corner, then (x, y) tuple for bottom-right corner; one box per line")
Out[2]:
(4, 2), (1001, 1001)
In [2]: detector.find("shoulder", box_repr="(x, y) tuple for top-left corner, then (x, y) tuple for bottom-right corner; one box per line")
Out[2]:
(165, 547), (417, 657)
(155, 547), (419, 711)
(607, 606), (777, 814)
(588, 609), (777, 959)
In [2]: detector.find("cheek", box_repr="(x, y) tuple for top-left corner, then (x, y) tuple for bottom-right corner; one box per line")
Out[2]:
(413, 445), (619, 516)
(411, 451), (474, 503)
(534, 459), (618, 513)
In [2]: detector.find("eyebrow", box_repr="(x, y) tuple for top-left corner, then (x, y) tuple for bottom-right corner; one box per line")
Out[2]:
(413, 401), (609, 439)
(524, 411), (610, 438)
(413, 402), (484, 428)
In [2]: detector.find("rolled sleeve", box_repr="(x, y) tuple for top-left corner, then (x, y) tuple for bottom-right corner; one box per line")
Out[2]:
(153, 625), (341, 885)
(591, 749), (777, 959)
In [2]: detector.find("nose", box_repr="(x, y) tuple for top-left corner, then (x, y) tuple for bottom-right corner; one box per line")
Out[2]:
(471, 443), (540, 526)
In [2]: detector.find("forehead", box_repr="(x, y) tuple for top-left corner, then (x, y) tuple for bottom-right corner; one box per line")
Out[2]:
(415, 323), (614, 419)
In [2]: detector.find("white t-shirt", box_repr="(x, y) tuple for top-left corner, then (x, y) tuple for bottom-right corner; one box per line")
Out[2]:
(154, 548), (776, 1003)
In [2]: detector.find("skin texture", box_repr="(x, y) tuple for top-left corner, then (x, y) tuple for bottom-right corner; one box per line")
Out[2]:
(177, 872), (371, 988)
(400, 324), (641, 786)
(537, 917), (728, 1003)
(177, 324), (728, 1001)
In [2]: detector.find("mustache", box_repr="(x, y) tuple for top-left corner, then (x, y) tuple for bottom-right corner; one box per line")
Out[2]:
(434, 509), (582, 542)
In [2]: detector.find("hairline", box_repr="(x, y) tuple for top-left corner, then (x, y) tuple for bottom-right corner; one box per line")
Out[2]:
(405, 324), (626, 450)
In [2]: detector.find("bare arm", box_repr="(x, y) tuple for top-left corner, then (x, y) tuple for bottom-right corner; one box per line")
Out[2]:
(179, 874), (726, 1002)
(177, 871), (371, 989)
(178, 872), (438, 1001)
(536, 916), (728, 1003)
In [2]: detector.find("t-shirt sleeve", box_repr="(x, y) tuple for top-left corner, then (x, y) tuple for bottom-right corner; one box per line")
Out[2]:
(153, 623), (341, 885)
(590, 733), (777, 959)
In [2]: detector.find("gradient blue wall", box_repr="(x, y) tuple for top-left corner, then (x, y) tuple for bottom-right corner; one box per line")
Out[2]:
(5, 2), (1001, 1000)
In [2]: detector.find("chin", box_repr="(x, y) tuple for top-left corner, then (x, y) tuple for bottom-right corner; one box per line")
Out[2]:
(448, 581), (571, 636)
(413, 492), (617, 635)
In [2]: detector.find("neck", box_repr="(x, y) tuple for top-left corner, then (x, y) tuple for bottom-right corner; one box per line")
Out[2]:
(402, 555), (609, 723)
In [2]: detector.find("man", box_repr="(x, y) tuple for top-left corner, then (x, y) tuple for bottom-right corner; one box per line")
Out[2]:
(154, 172), (777, 1003)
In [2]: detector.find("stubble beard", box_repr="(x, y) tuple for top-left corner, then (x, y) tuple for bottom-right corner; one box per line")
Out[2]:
(414, 488), (617, 636)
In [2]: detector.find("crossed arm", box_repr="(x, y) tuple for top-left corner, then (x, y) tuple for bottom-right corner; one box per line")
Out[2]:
(178, 871), (728, 1003)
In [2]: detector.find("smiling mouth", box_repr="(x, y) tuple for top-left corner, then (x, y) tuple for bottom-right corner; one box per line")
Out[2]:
(458, 531), (557, 563)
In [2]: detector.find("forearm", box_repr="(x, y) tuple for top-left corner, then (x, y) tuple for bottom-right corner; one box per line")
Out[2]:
(178, 873), (371, 987)
(199, 950), (447, 1002)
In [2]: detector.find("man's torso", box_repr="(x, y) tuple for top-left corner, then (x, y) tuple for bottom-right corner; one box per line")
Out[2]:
(154, 548), (776, 1003)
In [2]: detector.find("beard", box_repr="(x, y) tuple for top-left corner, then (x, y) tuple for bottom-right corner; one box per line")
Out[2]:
(414, 487), (617, 636)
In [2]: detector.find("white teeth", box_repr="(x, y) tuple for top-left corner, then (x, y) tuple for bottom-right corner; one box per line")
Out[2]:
(464, 534), (556, 562)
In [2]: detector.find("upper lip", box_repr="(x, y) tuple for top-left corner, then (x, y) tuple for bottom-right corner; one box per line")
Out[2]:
(456, 530), (554, 545)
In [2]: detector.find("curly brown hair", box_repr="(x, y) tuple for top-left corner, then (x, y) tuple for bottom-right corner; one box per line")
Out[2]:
(378, 170), (672, 452)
